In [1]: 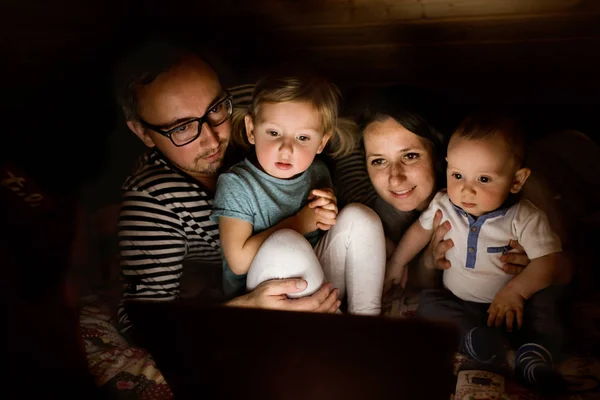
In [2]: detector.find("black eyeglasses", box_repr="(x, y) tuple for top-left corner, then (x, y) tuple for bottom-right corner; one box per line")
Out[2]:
(139, 94), (233, 147)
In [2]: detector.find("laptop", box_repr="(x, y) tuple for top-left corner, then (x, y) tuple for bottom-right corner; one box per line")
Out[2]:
(126, 301), (458, 400)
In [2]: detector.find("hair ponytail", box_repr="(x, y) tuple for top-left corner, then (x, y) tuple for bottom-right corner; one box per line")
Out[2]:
(327, 117), (360, 159)
(230, 106), (252, 151)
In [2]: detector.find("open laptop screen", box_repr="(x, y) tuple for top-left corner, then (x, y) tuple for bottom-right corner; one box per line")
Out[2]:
(127, 301), (458, 400)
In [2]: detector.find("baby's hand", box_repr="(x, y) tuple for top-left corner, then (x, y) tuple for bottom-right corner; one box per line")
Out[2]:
(383, 261), (409, 293)
(308, 188), (338, 231)
(487, 287), (525, 332)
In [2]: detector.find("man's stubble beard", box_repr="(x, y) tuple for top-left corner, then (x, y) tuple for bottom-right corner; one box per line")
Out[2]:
(190, 138), (229, 175)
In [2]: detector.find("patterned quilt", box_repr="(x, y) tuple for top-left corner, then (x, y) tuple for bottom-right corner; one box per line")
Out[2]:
(80, 294), (173, 399)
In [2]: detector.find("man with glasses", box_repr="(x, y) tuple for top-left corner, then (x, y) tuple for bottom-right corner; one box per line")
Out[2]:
(114, 40), (339, 335)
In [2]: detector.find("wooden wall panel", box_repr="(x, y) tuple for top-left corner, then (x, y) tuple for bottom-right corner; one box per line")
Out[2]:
(421, 0), (582, 19)
(274, 13), (600, 48)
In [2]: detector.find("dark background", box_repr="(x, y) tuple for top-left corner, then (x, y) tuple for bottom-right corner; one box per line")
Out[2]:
(2, 0), (599, 196)
(2, 2), (598, 396)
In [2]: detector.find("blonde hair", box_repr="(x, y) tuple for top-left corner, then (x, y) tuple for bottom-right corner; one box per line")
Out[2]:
(231, 74), (357, 159)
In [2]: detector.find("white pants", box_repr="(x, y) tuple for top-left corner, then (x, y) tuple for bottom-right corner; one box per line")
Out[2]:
(246, 203), (386, 315)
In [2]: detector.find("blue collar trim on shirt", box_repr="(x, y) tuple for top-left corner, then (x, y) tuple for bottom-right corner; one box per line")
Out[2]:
(449, 200), (509, 269)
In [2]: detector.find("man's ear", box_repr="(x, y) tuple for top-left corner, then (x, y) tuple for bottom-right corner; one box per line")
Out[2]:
(244, 115), (255, 145)
(510, 167), (531, 194)
(317, 130), (333, 154)
(126, 121), (155, 148)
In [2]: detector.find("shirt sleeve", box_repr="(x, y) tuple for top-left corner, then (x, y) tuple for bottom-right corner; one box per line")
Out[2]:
(117, 189), (186, 333)
(210, 172), (255, 225)
(513, 199), (562, 259)
(418, 191), (447, 230)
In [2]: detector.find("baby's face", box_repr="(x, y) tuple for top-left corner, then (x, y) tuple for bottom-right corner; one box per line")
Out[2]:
(446, 135), (519, 216)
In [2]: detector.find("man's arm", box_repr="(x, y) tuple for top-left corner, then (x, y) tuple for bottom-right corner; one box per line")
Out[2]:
(117, 190), (187, 331)
(503, 251), (571, 300)
(487, 251), (569, 331)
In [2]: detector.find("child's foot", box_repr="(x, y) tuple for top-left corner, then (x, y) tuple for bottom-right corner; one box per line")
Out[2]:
(515, 343), (566, 394)
(463, 327), (507, 365)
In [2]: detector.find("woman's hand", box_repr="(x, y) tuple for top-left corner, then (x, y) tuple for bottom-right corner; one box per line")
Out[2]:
(308, 188), (338, 231)
(424, 210), (453, 270)
(500, 240), (530, 275)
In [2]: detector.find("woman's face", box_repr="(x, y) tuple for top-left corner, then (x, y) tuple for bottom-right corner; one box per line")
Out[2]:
(364, 117), (437, 212)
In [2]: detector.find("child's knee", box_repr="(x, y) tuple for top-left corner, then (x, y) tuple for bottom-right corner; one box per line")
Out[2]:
(338, 203), (382, 228)
(262, 228), (311, 251)
(247, 229), (324, 297)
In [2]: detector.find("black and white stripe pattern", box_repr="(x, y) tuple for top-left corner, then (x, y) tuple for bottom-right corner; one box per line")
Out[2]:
(116, 151), (221, 332)
(228, 83), (254, 109)
(332, 149), (378, 209)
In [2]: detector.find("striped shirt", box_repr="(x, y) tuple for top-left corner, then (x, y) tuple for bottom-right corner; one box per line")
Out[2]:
(116, 84), (256, 334)
(116, 150), (221, 332)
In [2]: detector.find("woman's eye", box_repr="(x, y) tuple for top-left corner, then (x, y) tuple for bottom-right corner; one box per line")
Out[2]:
(452, 173), (462, 180)
(297, 135), (310, 142)
(403, 152), (420, 161)
(370, 158), (386, 166)
(479, 176), (491, 183)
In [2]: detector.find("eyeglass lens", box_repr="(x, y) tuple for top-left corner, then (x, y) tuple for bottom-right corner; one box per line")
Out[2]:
(171, 98), (232, 145)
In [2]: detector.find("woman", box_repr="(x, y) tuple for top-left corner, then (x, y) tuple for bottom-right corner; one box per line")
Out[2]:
(334, 88), (531, 293)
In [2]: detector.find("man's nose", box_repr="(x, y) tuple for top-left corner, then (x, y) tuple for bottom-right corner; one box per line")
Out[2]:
(200, 123), (220, 148)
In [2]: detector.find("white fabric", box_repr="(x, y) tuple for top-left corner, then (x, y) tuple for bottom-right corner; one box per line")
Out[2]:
(246, 203), (386, 315)
(419, 191), (562, 303)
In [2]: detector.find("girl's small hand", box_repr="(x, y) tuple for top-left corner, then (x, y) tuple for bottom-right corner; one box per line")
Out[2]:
(294, 204), (320, 234)
(308, 188), (338, 211)
(308, 188), (338, 230)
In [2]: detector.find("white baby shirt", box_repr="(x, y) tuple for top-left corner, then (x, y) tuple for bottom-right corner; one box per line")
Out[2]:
(419, 191), (562, 303)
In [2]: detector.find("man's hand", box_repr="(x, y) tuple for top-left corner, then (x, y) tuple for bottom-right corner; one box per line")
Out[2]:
(500, 240), (530, 275)
(487, 287), (525, 332)
(424, 210), (453, 270)
(229, 279), (341, 313)
(308, 188), (338, 231)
